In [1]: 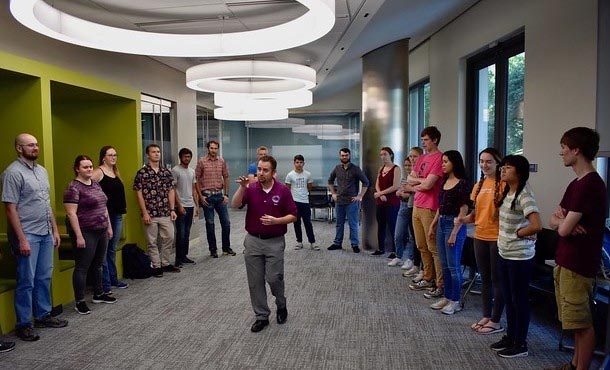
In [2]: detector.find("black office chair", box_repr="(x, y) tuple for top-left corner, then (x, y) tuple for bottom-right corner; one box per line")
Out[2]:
(309, 186), (333, 223)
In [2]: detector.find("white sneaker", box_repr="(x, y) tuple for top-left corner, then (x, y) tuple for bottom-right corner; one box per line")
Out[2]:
(430, 297), (450, 310)
(441, 300), (463, 315)
(310, 243), (320, 251)
(411, 270), (424, 283)
(388, 258), (403, 267)
(402, 266), (420, 277)
(295, 242), (303, 250)
(401, 259), (414, 270)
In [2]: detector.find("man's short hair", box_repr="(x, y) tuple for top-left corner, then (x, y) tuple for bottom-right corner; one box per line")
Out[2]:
(257, 146), (268, 152)
(294, 154), (304, 162)
(259, 155), (277, 171)
(146, 143), (160, 154)
(421, 126), (441, 145)
(560, 127), (600, 161)
(207, 140), (219, 149)
(339, 148), (351, 155)
(178, 148), (192, 158)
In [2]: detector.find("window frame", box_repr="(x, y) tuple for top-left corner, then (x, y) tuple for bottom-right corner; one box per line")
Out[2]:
(409, 78), (430, 148)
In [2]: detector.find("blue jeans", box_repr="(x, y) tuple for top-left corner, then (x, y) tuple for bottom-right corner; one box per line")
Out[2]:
(376, 204), (399, 252)
(174, 207), (194, 264)
(294, 202), (315, 243)
(102, 214), (122, 291)
(436, 215), (466, 301)
(203, 194), (231, 252)
(12, 233), (54, 328)
(394, 202), (415, 260)
(333, 202), (359, 246)
(498, 256), (533, 345)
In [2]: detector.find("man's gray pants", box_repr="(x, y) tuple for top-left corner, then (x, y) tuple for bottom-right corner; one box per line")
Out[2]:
(244, 233), (286, 320)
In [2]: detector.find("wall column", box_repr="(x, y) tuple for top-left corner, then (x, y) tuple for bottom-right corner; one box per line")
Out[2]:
(361, 38), (409, 250)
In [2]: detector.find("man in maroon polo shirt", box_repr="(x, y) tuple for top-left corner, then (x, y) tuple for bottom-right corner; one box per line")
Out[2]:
(231, 155), (297, 333)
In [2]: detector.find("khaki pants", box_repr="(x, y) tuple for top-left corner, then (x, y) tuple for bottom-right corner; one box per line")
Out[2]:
(145, 216), (175, 268)
(412, 207), (443, 287)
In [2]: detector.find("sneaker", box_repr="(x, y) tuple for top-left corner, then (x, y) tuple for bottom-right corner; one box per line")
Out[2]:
(441, 300), (462, 315)
(211, 252), (219, 258)
(104, 290), (113, 295)
(430, 297), (450, 310)
(175, 262), (184, 268)
(401, 259), (414, 270)
(352, 245), (360, 253)
(371, 250), (384, 256)
(92, 294), (117, 304)
(328, 244), (342, 251)
(295, 242), (304, 250)
(402, 266), (420, 277)
(423, 287), (444, 299)
(222, 249), (237, 256)
(388, 258), (403, 267)
(411, 270), (425, 283)
(74, 301), (91, 315)
(387, 252), (397, 259)
(409, 279), (434, 291)
(34, 314), (68, 328)
(163, 264), (181, 272)
(182, 257), (196, 264)
(310, 243), (320, 251)
(16, 326), (39, 342)
(152, 267), (163, 277)
(490, 335), (514, 351)
(497, 343), (528, 358)
(0, 341), (15, 353)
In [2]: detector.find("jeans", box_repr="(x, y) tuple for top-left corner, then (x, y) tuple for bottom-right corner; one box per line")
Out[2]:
(102, 214), (122, 292)
(202, 194), (231, 252)
(294, 202), (315, 243)
(376, 204), (399, 252)
(498, 256), (533, 345)
(333, 202), (359, 246)
(174, 207), (194, 264)
(12, 233), (54, 328)
(436, 216), (466, 301)
(73, 229), (108, 301)
(473, 238), (504, 322)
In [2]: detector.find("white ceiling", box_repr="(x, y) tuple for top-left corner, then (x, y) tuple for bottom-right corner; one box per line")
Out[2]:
(44, 0), (478, 109)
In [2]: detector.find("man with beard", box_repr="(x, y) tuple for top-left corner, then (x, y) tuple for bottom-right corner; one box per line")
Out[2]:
(2, 133), (68, 342)
(231, 155), (297, 333)
(172, 148), (199, 267)
(327, 148), (369, 253)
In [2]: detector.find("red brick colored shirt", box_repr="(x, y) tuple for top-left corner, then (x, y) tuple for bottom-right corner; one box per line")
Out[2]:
(240, 180), (297, 237)
(133, 165), (175, 217)
(196, 155), (229, 192)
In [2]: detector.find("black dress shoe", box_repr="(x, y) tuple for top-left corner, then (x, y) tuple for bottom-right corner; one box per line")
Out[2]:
(371, 250), (384, 256)
(277, 308), (288, 324)
(327, 244), (342, 251)
(182, 257), (196, 264)
(250, 319), (269, 333)
(352, 245), (360, 253)
(211, 252), (218, 258)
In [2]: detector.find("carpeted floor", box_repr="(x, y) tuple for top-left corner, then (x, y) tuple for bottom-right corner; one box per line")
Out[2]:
(0, 209), (595, 369)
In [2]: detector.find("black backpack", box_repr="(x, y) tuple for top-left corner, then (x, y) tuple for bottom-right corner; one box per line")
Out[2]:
(122, 244), (152, 279)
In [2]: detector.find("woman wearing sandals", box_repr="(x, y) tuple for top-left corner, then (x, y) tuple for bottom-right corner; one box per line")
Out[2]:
(458, 148), (505, 335)
(427, 150), (470, 315)
(491, 155), (542, 358)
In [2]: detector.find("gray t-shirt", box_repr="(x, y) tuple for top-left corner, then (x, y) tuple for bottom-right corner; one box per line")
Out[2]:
(285, 169), (312, 203)
(171, 165), (196, 208)
(1, 159), (53, 236)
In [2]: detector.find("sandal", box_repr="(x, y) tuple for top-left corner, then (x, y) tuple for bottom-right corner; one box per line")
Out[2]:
(470, 318), (489, 331)
(476, 325), (505, 335)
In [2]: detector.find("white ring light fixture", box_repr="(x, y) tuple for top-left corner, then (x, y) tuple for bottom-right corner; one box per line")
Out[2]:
(214, 107), (288, 122)
(9, 0), (335, 57)
(187, 61), (316, 94)
(214, 90), (313, 109)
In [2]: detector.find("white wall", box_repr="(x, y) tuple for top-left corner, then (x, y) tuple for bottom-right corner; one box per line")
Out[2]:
(425, 0), (598, 224)
(0, 2), (197, 165)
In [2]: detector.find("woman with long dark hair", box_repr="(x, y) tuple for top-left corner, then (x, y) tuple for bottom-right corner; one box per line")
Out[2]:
(65, 155), (117, 315)
(458, 148), (505, 334)
(490, 155), (541, 358)
(426, 150), (470, 314)
(371, 147), (401, 257)
(92, 146), (128, 294)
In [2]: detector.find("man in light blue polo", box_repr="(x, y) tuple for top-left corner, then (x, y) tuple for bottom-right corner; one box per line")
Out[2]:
(2, 133), (68, 342)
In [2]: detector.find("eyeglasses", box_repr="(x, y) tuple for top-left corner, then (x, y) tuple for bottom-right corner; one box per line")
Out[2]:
(19, 143), (39, 148)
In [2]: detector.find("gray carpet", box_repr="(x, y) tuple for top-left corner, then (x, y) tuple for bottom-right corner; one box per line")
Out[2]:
(0, 209), (588, 369)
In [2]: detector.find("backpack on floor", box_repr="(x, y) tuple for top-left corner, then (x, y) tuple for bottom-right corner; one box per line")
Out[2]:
(122, 244), (152, 279)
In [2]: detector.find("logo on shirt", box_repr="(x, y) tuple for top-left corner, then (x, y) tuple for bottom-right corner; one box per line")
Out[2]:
(272, 195), (280, 205)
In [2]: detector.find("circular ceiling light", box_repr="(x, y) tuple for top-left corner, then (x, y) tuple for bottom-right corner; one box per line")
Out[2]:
(292, 124), (343, 134)
(214, 107), (288, 121)
(10, 0), (335, 57)
(187, 61), (316, 94)
(214, 90), (312, 109)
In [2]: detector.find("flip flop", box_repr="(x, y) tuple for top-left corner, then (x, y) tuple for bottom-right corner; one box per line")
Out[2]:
(470, 318), (489, 331)
(476, 325), (505, 335)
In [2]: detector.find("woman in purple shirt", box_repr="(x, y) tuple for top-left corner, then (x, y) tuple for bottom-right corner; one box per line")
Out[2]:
(64, 155), (117, 315)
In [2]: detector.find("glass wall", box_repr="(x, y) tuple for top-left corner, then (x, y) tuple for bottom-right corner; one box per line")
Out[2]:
(408, 80), (430, 148)
(141, 94), (174, 167)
